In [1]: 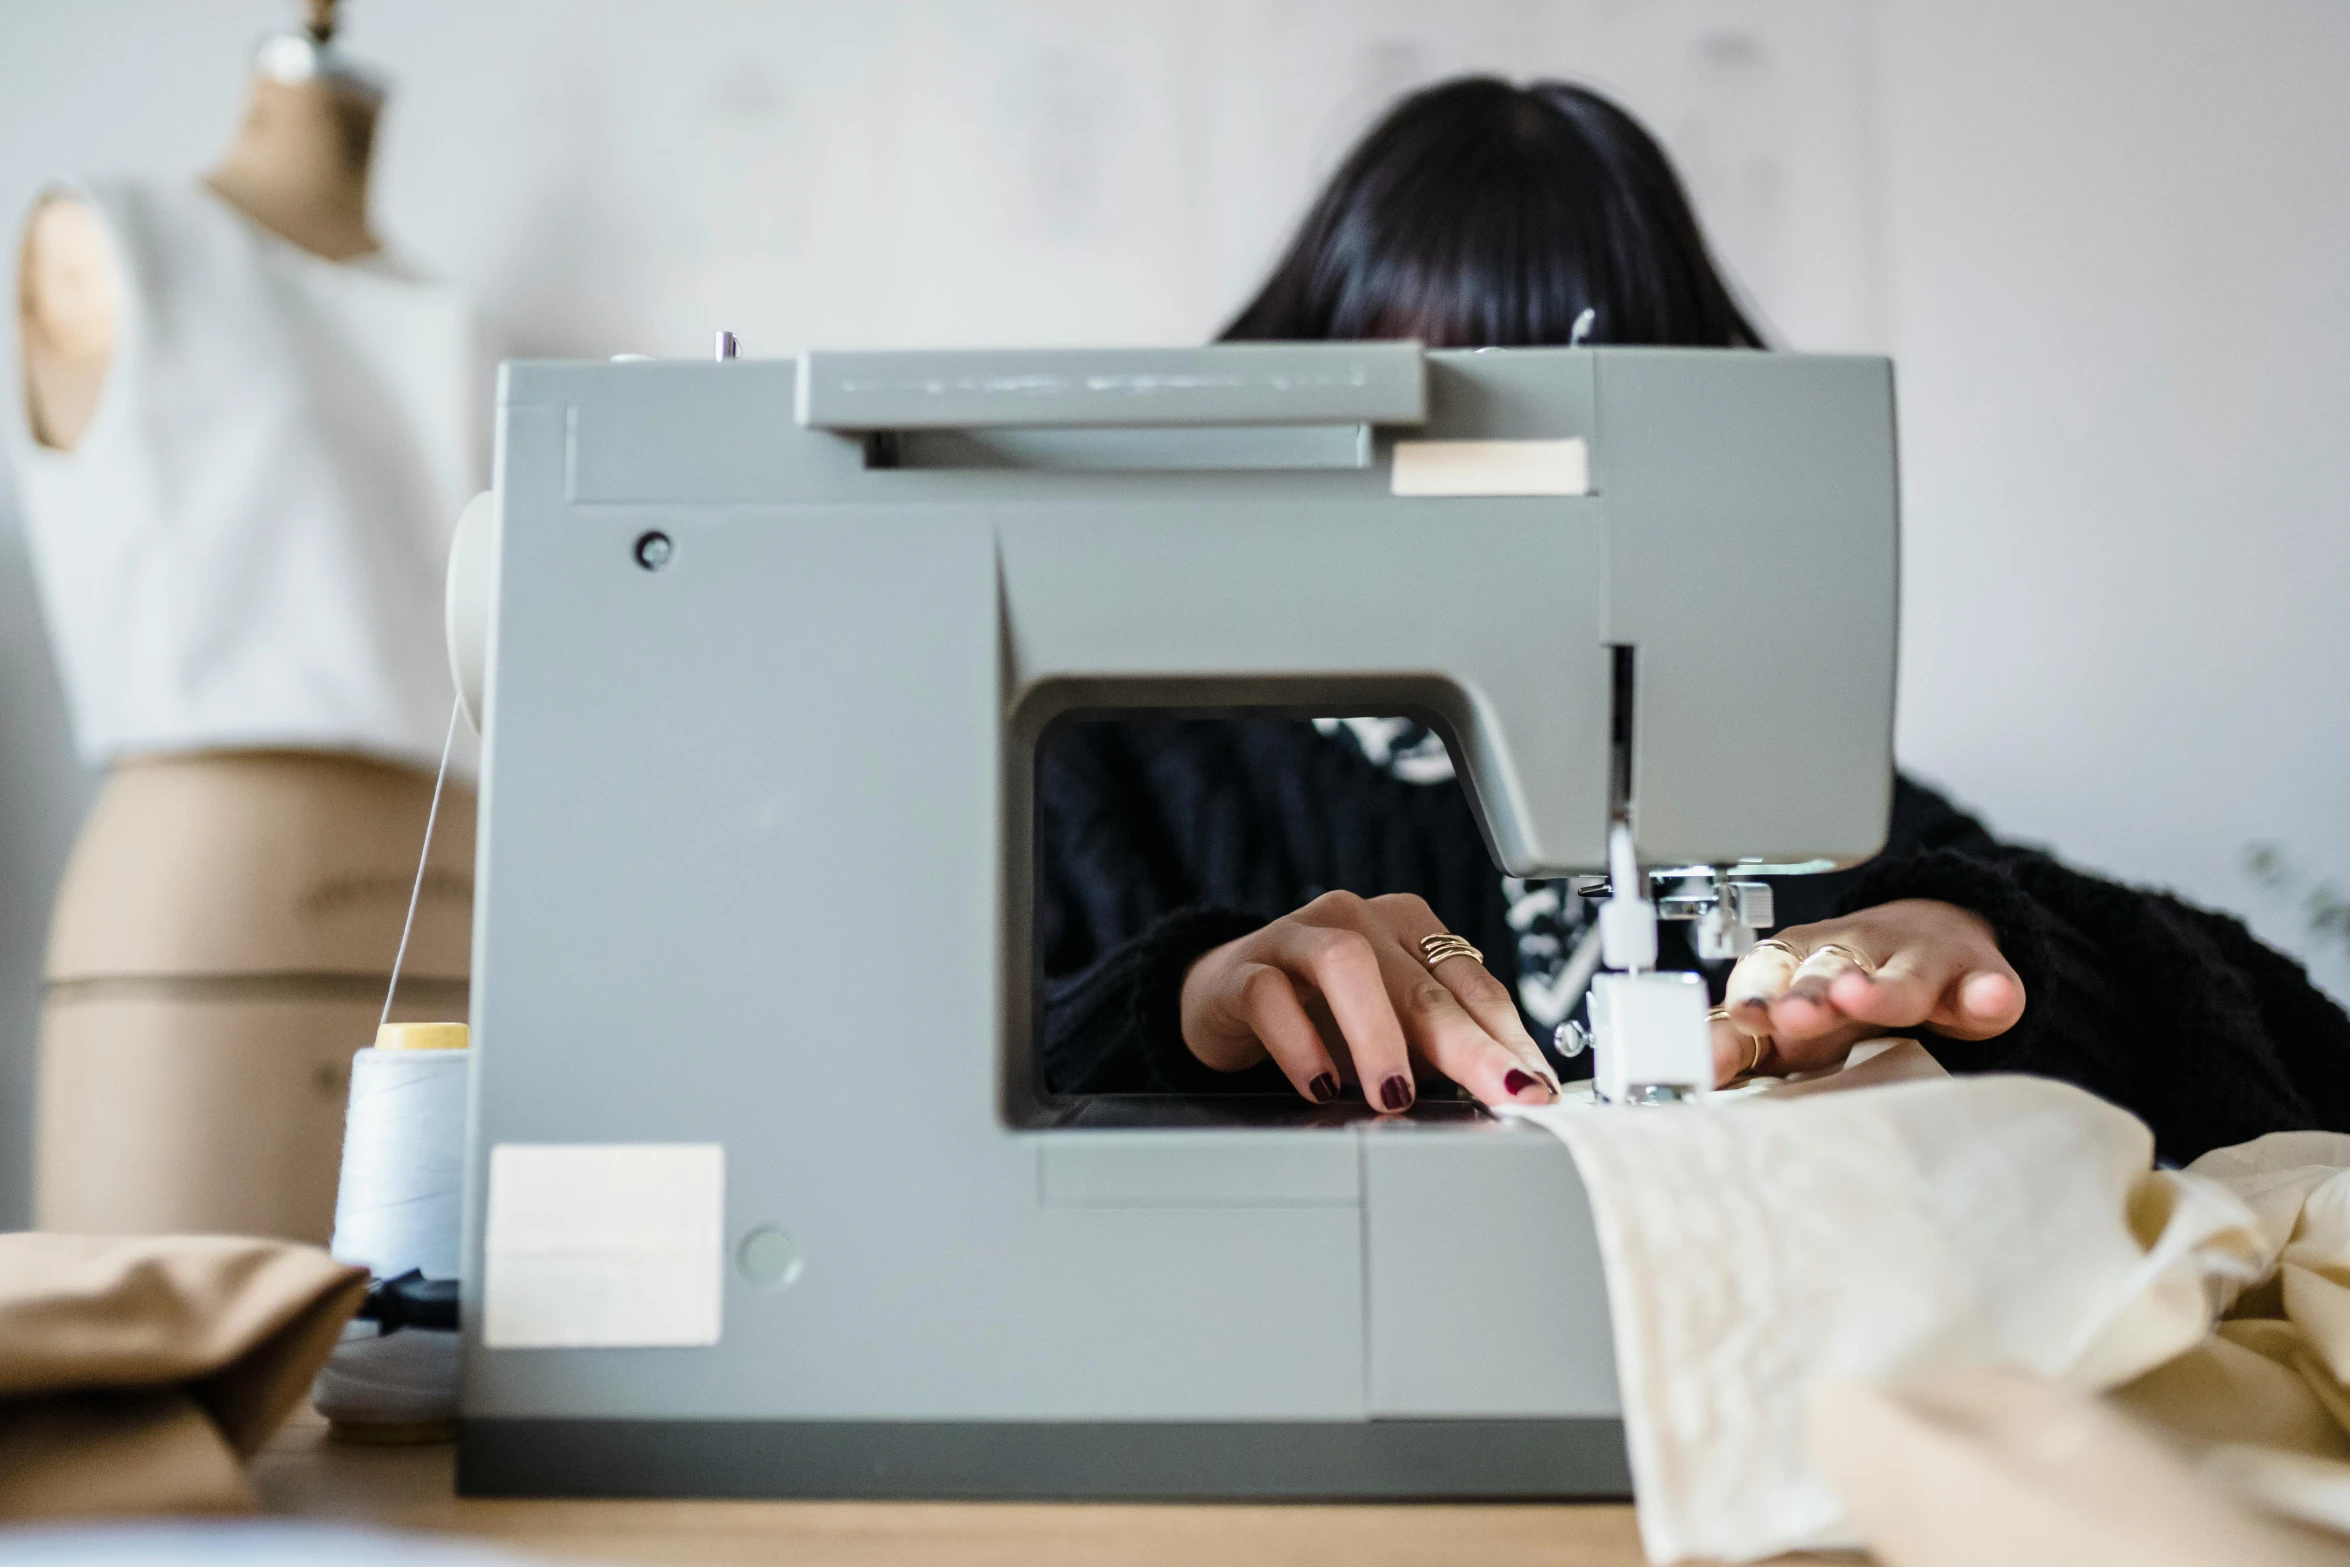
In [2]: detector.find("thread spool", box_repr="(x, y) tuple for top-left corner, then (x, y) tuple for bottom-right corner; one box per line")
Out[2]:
(312, 1021), (468, 1443)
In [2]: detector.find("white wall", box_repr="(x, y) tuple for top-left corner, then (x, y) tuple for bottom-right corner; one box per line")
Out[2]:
(1879, 1), (2350, 1003)
(0, 0), (2344, 1223)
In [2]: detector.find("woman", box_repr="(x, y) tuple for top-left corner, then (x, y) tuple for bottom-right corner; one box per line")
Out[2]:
(1036, 77), (2350, 1164)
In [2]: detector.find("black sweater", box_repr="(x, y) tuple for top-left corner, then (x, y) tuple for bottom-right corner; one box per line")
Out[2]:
(1036, 716), (2350, 1164)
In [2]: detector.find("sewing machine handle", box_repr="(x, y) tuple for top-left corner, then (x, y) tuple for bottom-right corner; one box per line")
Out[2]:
(794, 344), (1429, 432)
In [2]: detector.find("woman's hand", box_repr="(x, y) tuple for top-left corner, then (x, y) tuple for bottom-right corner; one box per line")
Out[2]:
(1710, 898), (2025, 1084)
(1179, 891), (1560, 1112)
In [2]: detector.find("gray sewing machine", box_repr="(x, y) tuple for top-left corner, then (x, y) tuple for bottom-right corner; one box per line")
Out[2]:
(446, 342), (1897, 1499)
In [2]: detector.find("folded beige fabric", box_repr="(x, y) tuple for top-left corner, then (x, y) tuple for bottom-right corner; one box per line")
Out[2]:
(0, 1233), (368, 1519)
(1509, 1047), (2268, 1562)
(1810, 1367), (2348, 1567)
(2110, 1132), (2350, 1535)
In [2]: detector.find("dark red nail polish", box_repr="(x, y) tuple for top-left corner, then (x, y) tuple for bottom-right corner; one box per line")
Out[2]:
(1308, 1073), (1339, 1103)
(1504, 1069), (1541, 1097)
(1380, 1074), (1412, 1111)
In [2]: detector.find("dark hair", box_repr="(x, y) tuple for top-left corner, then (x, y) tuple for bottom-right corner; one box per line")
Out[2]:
(1221, 77), (1762, 350)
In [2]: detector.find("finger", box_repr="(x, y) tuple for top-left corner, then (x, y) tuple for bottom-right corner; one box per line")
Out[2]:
(1771, 944), (1885, 1043)
(1822, 955), (1944, 1030)
(1429, 953), (1556, 1084)
(1723, 941), (1802, 1037)
(1779, 943), (1877, 1008)
(1710, 1011), (1772, 1086)
(1940, 968), (2025, 1039)
(1823, 958), (2023, 1042)
(1268, 922), (1414, 1112)
(1369, 938), (1555, 1109)
(1232, 963), (1343, 1104)
(1762, 962), (1882, 1067)
(1367, 896), (1557, 1089)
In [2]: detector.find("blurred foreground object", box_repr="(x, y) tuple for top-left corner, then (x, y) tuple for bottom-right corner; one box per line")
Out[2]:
(0, 1234), (366, 1519)
(0, 1523), (552, 1566)
(8, 1), (482, 1242)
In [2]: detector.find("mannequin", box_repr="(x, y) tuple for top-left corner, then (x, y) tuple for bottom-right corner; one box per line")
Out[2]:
(14, 0), (479, 1243)
(20, 3), (379, 448)
(203, 2), (383, 265)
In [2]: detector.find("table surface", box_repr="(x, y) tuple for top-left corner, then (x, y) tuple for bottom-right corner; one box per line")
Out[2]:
(251, 1410), (1811, 1567)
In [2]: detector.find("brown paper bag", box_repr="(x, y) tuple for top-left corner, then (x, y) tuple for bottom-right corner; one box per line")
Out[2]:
(0, 1233), (367, 1519)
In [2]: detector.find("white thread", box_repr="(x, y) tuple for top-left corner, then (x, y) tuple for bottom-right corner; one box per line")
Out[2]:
(381, 696), (463, 1032)
(313, 1045), (468, 1425)
(322, 698), (470, 1427)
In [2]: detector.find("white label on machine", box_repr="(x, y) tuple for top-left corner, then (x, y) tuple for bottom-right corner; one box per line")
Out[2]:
(483, 1143), (725, 1348)
(1390, 438), (1589, 497)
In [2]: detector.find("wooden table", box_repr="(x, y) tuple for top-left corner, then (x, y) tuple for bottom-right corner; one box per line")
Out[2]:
(251, 1409), (1687, 1566)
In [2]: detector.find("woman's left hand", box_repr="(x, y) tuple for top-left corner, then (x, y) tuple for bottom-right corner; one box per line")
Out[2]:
(1709, 898), (2026, 1085)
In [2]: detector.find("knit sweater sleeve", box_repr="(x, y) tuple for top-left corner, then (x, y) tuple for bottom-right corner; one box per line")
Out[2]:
(1821, 780), (2350, 1162)
(1038, 905), (1294, 1095)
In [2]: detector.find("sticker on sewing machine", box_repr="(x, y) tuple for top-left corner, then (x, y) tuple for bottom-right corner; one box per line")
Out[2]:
(1390, 438), (1590, 497)
(482, 1143), (725, 1349)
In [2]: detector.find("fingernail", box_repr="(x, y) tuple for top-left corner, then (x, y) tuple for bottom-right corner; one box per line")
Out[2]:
(1308, 1072), (1339, 1103)
(1379, 1074), (1413, 1111)
(1504, 1069), (1546, 1098)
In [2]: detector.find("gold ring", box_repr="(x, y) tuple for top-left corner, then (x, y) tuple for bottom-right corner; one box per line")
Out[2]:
(1806, 942), (1879, 979)
(1419, 933), (1484, 970)
(1709, 1006), (1770, 1079)
(1750, 938), (1801, 962)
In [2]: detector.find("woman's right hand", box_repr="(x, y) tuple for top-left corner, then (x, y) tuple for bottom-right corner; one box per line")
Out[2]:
(1178, 891), (1560, 1113)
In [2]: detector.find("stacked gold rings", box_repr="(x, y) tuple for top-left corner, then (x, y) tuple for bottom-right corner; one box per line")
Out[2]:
(1808, 942), (1879, 977)
(1419, 933), (1485, 970)
(1718, 938), (1881, 1084)
(1753, 937), (1879, 978)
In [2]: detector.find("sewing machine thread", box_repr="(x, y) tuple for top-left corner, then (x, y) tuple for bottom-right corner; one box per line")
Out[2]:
(311, 1030), (468, 1436)
(317, 695), (471, 1438)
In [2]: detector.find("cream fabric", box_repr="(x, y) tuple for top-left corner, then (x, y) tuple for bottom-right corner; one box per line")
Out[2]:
(2112, 1131), (2350, 1535)
(7, 176), (482, 773)
(0, 1233), (367, 1518)
(1509, 1047), (2271, 1562)
(1809, 1366), (2346, 1567)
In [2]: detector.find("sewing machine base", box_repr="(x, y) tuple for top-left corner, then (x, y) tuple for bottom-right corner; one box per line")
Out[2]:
(457, 1417), (1631, 1499)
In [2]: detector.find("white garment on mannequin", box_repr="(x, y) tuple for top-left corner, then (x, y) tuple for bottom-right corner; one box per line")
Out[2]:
(7, 175), (482, 774)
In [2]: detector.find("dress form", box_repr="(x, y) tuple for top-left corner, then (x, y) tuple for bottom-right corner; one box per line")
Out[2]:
(202, 15), (384, 265)
(15, 199), (115, 451)
(20, 2), (382, 452)
(17, 2), (479, 1243)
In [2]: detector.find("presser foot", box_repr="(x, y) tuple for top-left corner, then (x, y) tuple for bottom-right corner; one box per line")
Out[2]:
(1589, 970), (1712, 1106)
(1599, 1082), (1702, 1107)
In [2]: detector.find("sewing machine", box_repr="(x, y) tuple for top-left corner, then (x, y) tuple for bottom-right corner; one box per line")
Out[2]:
(447, 342), (1898, 1498)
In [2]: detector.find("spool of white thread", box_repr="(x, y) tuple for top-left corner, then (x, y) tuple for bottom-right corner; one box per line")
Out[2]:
(312, 1023), (469, 1439)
